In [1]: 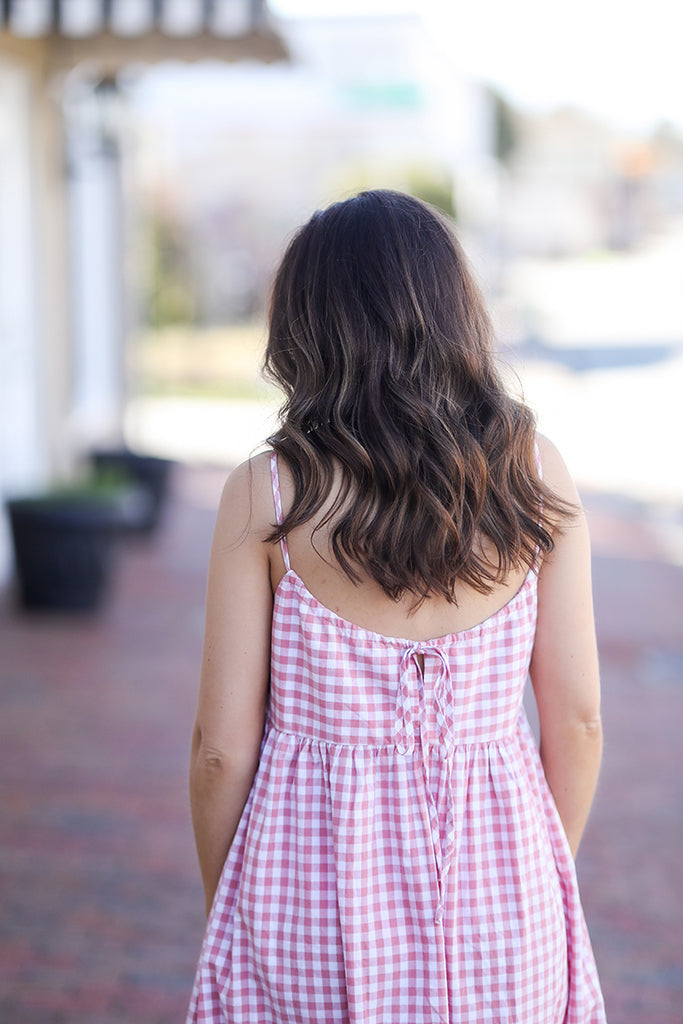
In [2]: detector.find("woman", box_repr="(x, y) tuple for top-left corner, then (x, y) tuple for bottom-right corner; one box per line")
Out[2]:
(186, 190), (606, 1023)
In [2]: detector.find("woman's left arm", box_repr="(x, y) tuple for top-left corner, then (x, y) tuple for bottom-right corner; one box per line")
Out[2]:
(190, 457), (274, 916)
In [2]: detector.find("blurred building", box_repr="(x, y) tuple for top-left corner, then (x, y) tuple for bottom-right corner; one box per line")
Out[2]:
(497, 106), (682, 259)
(130, 13), (496, 326)
(0, 0), (286, 585)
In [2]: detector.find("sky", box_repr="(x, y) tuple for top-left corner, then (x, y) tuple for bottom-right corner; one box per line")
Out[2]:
(269, 0), (683, 134)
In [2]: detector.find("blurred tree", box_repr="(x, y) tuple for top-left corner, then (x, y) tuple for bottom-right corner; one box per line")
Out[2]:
(145, 210), (196, 327)
(488, 87), (519, 167)
(333, 161), (456, 219)
(406, 169), (456, 219)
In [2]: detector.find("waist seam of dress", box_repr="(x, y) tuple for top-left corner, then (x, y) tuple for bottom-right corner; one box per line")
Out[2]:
(264, 721), (520, 752)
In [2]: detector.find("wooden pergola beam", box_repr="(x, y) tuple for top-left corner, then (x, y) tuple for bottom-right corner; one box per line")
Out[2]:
(0, 0), (287, 70)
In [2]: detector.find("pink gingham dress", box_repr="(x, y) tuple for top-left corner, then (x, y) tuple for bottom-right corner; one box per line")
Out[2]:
(186, 452), (606, 1023)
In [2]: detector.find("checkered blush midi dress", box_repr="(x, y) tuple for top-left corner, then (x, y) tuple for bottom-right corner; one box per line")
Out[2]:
(186, 452), (606, 1024)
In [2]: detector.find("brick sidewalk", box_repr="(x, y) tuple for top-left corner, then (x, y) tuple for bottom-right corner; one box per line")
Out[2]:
(1, 465), (681, 1023)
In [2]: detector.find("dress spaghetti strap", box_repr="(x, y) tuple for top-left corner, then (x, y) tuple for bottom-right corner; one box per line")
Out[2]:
(269, 451), (291, 572)
(534, 437), (543, 480)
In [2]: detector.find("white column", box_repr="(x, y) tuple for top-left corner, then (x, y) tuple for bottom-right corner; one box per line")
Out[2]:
(65, 80), (126, 447)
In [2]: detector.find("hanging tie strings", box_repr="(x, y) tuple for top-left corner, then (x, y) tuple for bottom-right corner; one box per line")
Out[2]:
(394, 645), (458, 924)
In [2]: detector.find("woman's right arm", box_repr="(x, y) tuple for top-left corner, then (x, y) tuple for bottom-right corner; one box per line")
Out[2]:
(530, 435), (603, 859)
(190, 457), (274, 916)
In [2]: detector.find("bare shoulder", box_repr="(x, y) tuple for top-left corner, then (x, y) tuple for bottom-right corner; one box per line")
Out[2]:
(213, 451), (275, 548)
(535, 433), (590, 572)
(536, 433), (581, 506)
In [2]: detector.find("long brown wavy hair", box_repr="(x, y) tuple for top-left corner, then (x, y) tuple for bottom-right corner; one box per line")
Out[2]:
(264, 189), (572, 604)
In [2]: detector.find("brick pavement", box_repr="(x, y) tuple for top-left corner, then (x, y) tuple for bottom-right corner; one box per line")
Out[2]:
(0, 464), (681, 1024)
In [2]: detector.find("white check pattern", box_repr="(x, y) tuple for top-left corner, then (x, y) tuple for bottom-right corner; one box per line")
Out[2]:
(186, 452), (606, 1023)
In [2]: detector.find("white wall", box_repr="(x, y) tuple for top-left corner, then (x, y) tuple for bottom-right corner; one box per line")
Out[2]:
(0, 59), (46, 583)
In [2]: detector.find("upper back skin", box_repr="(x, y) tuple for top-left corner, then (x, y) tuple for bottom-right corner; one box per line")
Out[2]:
(260, 446), (550, 644)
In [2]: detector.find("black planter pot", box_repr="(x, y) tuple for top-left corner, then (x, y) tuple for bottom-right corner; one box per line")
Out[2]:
(7, 494), (127, 611)
(90, 449), (174, 534)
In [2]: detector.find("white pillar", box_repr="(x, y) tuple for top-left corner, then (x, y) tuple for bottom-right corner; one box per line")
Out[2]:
(65, 79), (126, 448)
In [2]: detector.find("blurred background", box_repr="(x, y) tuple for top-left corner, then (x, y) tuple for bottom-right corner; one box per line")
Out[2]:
(1, 1), (681, 1022)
